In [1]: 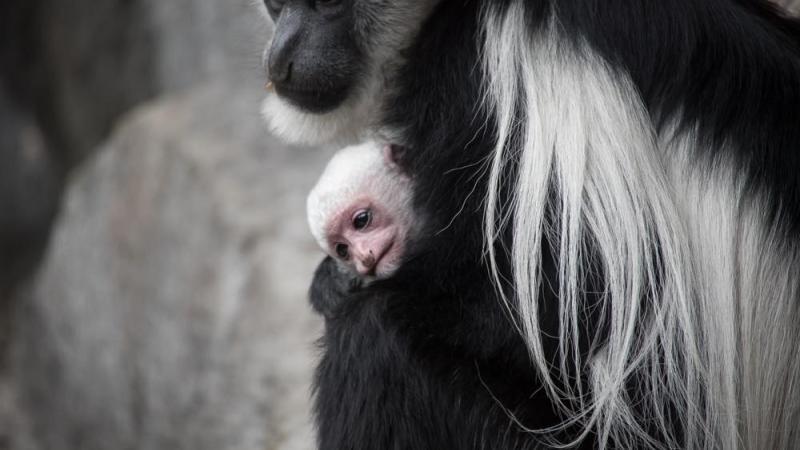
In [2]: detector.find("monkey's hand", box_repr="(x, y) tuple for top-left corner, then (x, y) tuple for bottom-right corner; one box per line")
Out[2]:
(309, 257), (363, 319)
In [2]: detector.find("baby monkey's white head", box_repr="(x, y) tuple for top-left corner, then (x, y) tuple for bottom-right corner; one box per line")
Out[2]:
(307, 141), (415, 279)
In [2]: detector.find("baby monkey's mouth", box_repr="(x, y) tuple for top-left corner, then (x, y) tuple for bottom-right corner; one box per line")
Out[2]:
(356, 233), (397, 279)
(373, 239), (395, 274)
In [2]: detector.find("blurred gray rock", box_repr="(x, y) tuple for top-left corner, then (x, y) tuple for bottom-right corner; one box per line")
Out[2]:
(0, 0), (272, 308)
(5, 81), (332, 450)
(3, 0), (270, 166)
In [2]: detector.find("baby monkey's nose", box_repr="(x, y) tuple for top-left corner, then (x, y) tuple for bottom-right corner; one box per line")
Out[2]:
(355, 251), (377, 276)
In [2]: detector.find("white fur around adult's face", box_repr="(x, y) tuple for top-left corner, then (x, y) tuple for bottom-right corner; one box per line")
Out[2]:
(260, 0), (441, 146)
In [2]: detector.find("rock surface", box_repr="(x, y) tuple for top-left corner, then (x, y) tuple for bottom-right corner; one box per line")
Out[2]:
(2, 0), (269, 166)
(5, 81), (331, 450)
(0, 0), (272, 317)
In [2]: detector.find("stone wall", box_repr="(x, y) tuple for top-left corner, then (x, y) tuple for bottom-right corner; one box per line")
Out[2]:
(5, 82), (330, 450)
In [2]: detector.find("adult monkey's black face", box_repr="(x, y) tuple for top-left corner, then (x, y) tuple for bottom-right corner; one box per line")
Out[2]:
(260, 0), (440, 146)
(264, 0), (363, 114)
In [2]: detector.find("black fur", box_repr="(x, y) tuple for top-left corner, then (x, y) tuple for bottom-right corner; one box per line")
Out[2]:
(311, 249), (594, 450)
(311, 1), (598, 448)
(310, 0), (800, 448)
(560, 0), (800, 232)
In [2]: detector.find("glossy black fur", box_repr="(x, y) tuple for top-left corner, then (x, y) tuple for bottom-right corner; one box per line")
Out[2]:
(311, 1), (598, 449)
(559, 0), (800, 232)
(310, 0), (800, 448)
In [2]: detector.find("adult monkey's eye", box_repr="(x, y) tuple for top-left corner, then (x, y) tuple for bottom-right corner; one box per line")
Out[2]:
(335, 243), (349, 259)
(352, 210), (371, 230)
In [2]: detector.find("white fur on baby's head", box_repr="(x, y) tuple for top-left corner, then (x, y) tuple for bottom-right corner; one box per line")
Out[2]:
(307, 141), (392, 252)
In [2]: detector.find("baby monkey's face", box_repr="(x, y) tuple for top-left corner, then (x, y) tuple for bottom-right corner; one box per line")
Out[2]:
(307, 141), (416, 280)
(324, 196), (407, 278)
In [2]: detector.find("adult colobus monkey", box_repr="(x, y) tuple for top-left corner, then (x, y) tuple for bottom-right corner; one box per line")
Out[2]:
(262, 0), (800, 448)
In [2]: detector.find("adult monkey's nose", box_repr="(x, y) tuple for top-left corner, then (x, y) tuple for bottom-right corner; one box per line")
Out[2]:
(266, 5), (304, 83)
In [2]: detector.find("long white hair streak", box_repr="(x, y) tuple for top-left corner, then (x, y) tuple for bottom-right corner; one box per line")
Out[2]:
(479, 1), (800, 448)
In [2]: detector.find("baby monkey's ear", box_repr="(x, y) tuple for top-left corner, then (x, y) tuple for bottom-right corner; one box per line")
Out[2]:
(383, 144), (409, 173)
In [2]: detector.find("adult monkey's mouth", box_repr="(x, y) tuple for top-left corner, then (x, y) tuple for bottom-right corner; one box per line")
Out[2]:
(273, 82), (353, 114)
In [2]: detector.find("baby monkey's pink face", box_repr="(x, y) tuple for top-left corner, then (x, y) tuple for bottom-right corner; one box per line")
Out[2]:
(325, 196), (405, 278)
(308, 141), (415, 280)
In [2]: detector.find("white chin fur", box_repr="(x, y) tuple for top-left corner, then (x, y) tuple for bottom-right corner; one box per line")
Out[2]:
(260, 94), (370, 146)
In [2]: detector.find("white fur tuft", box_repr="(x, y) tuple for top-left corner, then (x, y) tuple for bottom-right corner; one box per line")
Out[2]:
(480, 2), (800, 448)
(307, 142), (385, 250)
(261, 93), (374, 147)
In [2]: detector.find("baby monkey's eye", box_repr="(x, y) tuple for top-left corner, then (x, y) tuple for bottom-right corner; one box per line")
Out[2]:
(335, 243), (349, 259)
(353, 210), (371, 230)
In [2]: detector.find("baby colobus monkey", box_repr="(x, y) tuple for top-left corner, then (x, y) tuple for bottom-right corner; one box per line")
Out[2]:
(307, 142), (416, 280)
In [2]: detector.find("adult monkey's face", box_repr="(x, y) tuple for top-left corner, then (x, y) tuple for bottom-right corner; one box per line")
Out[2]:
(264, 0), (363, 114)
(261, 0), (440, 146)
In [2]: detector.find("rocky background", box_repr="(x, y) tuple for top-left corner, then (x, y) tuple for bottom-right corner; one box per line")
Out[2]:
(1, 1), (799, 450)
(0, 1), (331, 449)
